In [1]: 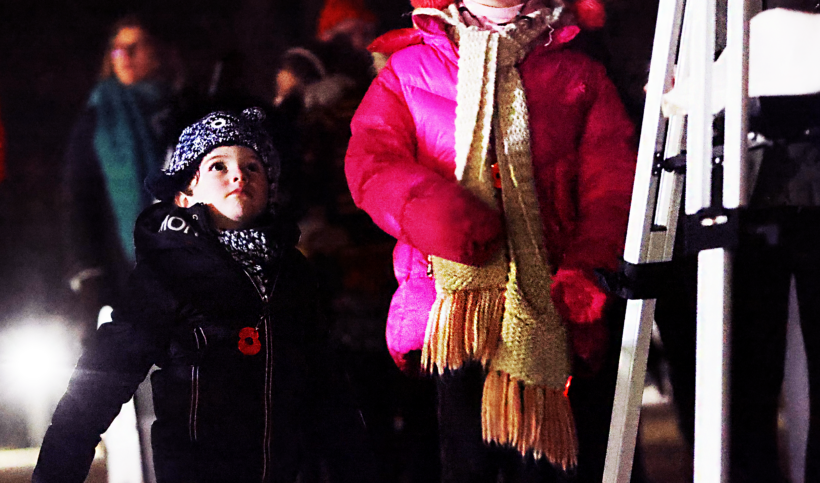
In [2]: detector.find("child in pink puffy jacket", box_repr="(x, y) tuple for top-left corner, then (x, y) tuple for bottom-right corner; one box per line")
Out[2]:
(345, 0), (637, 481)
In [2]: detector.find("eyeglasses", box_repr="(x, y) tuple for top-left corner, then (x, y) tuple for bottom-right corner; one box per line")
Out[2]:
(111, 40), (146, 59)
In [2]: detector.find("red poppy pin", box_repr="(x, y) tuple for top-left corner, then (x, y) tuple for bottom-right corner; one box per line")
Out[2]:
(238, 327), (261, 356)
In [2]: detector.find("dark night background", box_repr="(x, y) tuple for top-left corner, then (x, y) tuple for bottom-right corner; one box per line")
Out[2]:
(0, 0), (417, 452)
(0, 0), (677, 465)
(0, 0), (659, 454)
(0, 0), (414, 330)
(2, 2), (818, 482)
(0, 0), (420, 470)
(2, 0), (813, 383)
(0, 0), (663, 333)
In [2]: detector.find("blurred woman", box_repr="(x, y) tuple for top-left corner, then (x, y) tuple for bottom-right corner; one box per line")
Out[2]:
(63, 14), (181, 333)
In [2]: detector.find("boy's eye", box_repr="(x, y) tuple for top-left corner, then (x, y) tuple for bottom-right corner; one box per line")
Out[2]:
(208, 161), (226, 172)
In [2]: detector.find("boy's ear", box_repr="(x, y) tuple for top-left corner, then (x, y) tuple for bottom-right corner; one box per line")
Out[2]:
(175, 191), (192, 208)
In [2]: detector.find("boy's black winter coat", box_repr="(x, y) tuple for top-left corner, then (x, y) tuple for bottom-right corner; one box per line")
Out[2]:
(34, 202), (376, 483)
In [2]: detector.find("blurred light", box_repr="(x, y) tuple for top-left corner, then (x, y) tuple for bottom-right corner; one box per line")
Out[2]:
(0, 318), (81, 445)
(98, 305), (113, 327)
(0, 319), (80, 401)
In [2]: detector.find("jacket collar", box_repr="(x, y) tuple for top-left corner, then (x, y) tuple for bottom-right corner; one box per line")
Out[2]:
(132, 202), (295, 313)
(134, 202), (214, 262)
(134, 202), (300, 261)
(367, 7), (580, 62)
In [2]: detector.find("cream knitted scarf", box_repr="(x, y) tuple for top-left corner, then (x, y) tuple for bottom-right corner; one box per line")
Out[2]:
(414, 3), (577, 468)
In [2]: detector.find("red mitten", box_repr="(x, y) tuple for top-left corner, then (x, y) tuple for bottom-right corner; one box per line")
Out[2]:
(550, 268), (608, 324)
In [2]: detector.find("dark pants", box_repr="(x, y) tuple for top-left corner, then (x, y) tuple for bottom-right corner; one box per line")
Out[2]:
(656, 207), (820, 483)
(731, 208), (820, 483)
(435, 300), (646, 483)
(654, 253), (698, 451)
(436, 363), (569, 483)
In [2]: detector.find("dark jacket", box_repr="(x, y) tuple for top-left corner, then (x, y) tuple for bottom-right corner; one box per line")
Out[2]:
(34, 202), (377, 483)
(62, 85), (175, 306)
(62, 107), (141, 303)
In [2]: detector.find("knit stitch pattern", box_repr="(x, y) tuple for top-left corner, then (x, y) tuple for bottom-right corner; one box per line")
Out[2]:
(418, 4), (577, 468)
(217, 228), (275, 297)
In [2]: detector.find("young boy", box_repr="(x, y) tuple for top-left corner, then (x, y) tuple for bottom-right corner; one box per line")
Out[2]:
(34, 108), (377, 483)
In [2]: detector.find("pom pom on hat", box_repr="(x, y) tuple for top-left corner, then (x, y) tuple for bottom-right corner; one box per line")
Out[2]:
(410, 0), (453, 7)
(317, 0), (378, 40)
(572, 0), (606, 29)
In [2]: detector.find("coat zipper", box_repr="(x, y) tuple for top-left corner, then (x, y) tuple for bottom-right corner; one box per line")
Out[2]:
(230, 251), (281, 482)
(241, 269), (274, 482)
(189, 327), (206, 442)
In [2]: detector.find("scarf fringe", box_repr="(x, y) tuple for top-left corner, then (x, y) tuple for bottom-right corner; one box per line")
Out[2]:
(481, 370), (578, 470)
(422, 288), (506, 372)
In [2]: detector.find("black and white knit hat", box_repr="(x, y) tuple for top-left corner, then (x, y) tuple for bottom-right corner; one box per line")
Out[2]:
(146, 107), (280, 202)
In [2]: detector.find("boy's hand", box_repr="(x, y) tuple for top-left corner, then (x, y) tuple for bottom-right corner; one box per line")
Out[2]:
(550, 268), (608, 324)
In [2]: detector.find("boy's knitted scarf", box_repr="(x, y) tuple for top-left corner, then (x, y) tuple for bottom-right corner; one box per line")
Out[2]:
(414, 3), (578, 468)
(218, 229), (275, 297)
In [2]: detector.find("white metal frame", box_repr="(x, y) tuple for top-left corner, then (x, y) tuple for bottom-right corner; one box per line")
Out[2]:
(603, 0), (752, 481)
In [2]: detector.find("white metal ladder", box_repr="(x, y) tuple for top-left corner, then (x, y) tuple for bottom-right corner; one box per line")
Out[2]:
(602, 0), (753, 481)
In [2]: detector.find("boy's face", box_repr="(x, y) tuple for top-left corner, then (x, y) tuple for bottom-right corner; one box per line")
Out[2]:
(176, 145), (269, 230)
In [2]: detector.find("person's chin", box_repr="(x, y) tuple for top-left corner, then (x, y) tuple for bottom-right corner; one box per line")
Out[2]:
(231, 210), (260, 228)
(117, 74), (135, 85)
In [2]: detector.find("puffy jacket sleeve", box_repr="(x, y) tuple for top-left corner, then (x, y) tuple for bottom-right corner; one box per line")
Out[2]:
(564, 61), (637, 271)
(345, 56), (503, 266)
(33, 263), (175, 483)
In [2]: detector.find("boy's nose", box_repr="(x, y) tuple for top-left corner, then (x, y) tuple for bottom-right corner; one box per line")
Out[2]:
(230, 168), (246, 184)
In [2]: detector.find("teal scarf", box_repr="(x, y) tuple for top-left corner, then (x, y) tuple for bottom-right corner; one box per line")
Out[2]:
(89, 78), (167, 262)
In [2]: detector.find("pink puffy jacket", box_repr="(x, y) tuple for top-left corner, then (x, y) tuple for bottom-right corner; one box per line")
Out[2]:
(345, 12), (636, 372)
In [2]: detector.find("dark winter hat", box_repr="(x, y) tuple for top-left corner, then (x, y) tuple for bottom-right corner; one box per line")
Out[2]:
(146, 107), (280, 202)
(316, 0), (377, 40)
